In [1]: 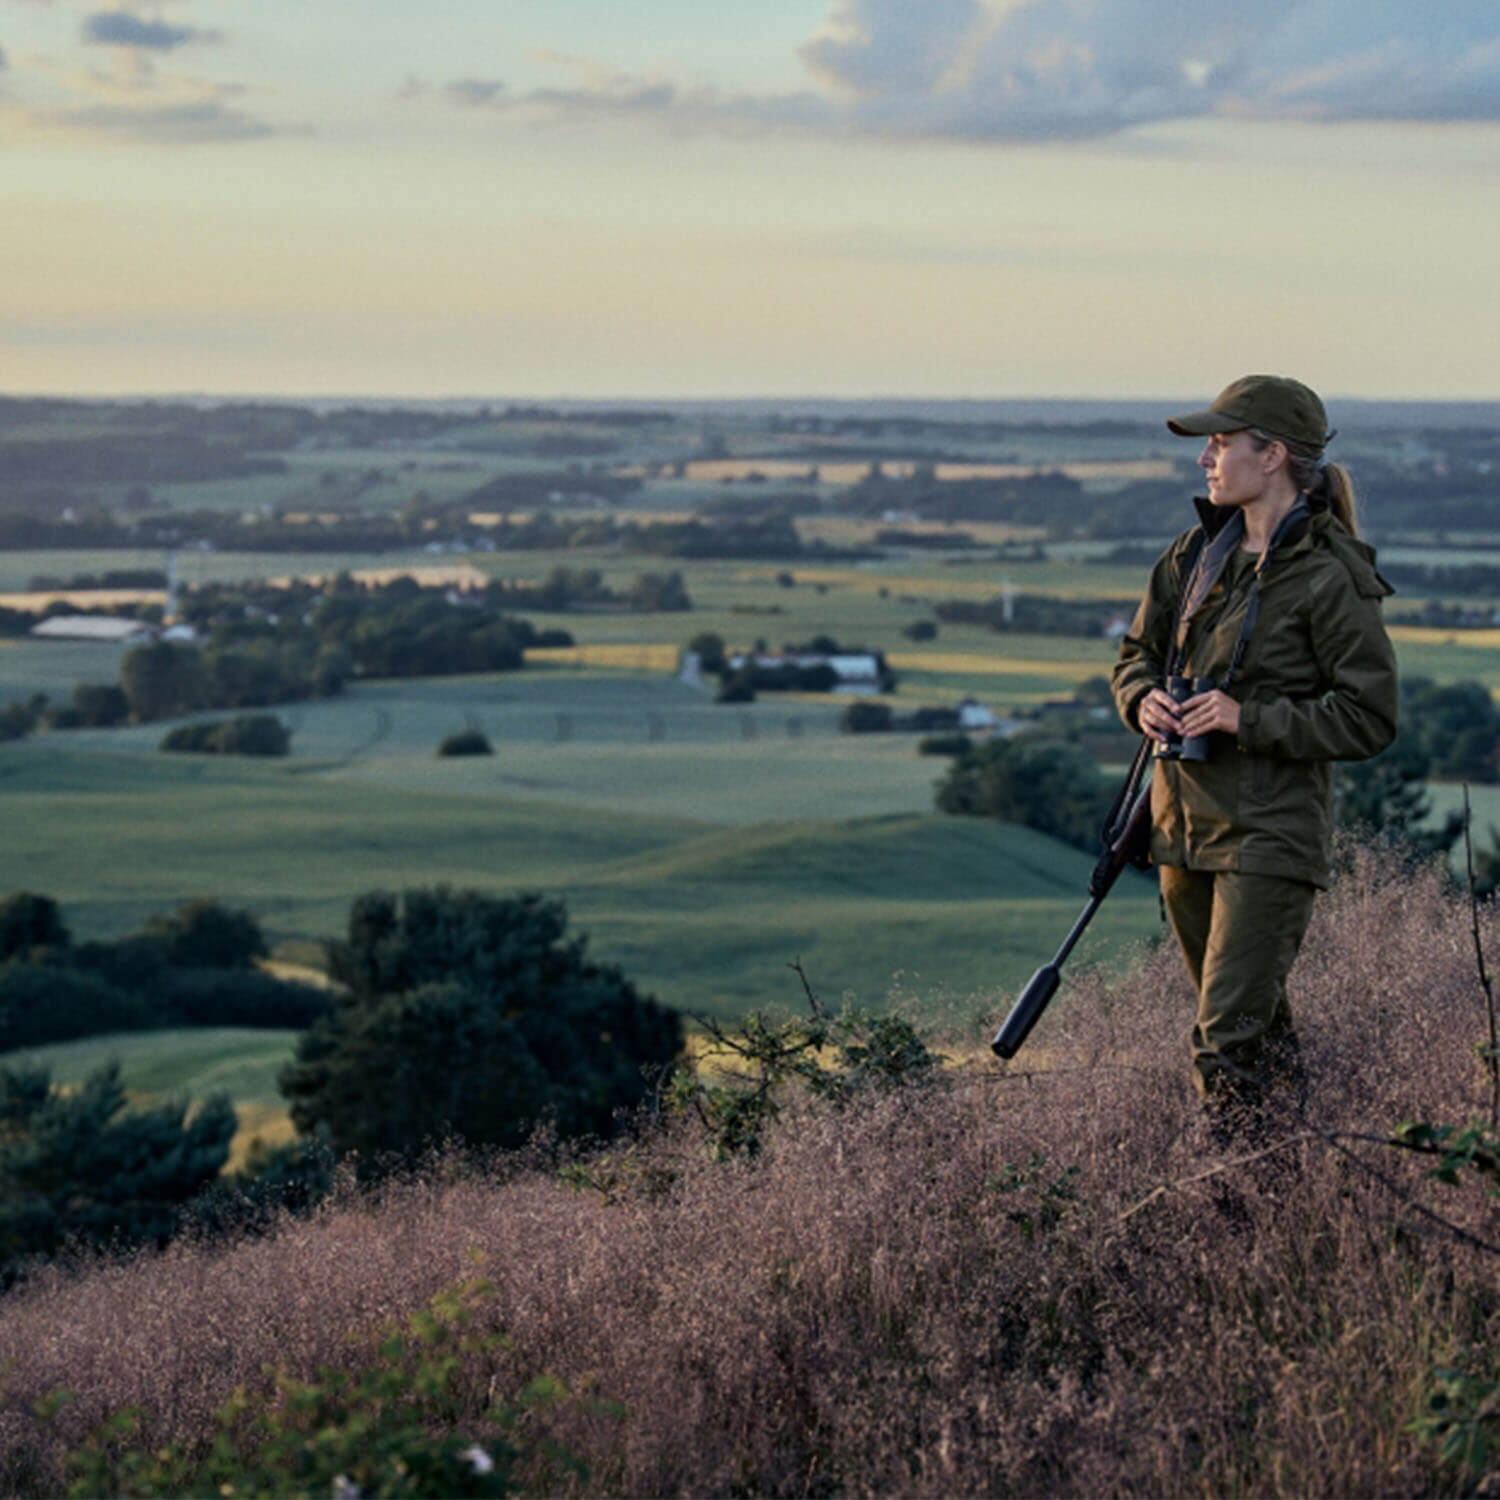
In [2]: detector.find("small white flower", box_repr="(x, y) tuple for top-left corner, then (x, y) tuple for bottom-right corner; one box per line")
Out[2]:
(330, 1476), (362, 1500)
(463, 1444), (496, 1475)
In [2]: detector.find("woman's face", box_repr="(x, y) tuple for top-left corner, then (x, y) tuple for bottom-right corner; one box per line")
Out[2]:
(1198, 429), (1278, 509)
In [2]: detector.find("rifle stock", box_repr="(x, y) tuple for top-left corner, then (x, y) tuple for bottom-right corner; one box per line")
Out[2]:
(991, 756), (1153, 1061)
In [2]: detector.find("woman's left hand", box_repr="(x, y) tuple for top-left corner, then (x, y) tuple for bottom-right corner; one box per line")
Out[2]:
(1179, 688), (1241, 740)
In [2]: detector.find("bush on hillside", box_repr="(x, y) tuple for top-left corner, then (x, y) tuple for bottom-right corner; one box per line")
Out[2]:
(0, 894), (320, 1048)
(918, 731), (972, 757)
(0, 892), (69, 962)
(0, 1060), (234, 1284)
(44, 682), (130, 730)
(0, 963), (146, 1050)
(154, 968), (332, 1030)
(280, 888), (683, 1164)
(842, 701), (892, 733)
(437, 729), (493, 757)
(935, 733), (1112, 850)
(160, 714), (290, 756)
(145, 896), (267, 969)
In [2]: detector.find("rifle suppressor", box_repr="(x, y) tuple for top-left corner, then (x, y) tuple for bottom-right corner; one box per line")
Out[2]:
(991, 894), (1100, 1059)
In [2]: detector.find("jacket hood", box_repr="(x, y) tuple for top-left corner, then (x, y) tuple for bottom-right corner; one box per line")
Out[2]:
(1187, 495), (1391, 599)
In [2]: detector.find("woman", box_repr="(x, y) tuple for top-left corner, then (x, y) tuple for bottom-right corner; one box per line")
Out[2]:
(1111, 375), (1398, 1131)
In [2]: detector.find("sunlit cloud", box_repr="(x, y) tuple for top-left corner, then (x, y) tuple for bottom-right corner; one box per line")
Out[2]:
(440, 0), (1500, 143)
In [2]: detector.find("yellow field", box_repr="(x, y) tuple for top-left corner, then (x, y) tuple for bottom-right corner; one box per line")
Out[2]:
(526, 642), (683, 671)
(886, 650), (1103, 680)
(1388, 625), (1500, 648)
(268, 564), (491, 589)
(0, 588), (165, 610)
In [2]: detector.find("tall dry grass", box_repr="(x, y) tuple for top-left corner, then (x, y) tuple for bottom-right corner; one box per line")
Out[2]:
(3, 842), (1500, 1497)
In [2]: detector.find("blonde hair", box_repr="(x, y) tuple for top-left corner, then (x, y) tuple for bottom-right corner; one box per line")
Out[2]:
(1247, 427), (1358, 537)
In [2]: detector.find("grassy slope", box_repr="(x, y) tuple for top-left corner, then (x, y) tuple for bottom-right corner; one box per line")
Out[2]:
(0, 739), (1157, 1023)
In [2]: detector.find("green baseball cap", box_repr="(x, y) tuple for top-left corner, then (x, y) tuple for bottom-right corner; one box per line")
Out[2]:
(1167, 374), (1333, 448)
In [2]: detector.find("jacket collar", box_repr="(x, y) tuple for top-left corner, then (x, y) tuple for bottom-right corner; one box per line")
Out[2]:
(1192, 493), (1319, 551)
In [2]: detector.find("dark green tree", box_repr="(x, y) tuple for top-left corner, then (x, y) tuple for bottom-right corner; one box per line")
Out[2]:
(0, 1061), (235, 1281)
(119, 639), (209, 721)
(686, 631), (727, 674)
(280, 889), (682, 1165)
(0, 891), (69, 960)
(47, 681), (130, 729)
(630, 570), (692, 611)
(1334, 726), (1463, 858)
(1402, 677), (1500, 782)
(935, 735), (1113, 851)
(144, 897), (267, 969)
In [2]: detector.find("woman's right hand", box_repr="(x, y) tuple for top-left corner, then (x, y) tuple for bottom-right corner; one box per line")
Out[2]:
(1136, 687), (1182, 747)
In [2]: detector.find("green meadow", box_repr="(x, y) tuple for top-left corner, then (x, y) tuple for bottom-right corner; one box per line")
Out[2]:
(0, 729), (1159, 1025)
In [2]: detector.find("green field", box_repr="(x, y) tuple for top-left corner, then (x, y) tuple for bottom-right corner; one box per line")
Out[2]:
(0, 733), (1159, 1024)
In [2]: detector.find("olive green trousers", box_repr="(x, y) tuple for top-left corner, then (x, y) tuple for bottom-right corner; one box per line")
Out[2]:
(1158, 865), (1318, 1101)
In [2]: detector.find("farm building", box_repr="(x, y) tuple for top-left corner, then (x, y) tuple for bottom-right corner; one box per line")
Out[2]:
(725, 650), (895, 694)
(29, 616), (154, 644)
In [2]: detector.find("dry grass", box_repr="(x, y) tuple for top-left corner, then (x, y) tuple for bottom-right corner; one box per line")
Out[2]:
(523, 643), (683, 672)
(3, 843), (1499, 1497)
(885, 649), (1106, 680)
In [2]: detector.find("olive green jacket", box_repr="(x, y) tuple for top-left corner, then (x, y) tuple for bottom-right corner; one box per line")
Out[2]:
(1111, 498), (1398, 888)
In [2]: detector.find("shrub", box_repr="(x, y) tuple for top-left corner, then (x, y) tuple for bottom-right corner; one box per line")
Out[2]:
(0, 963), (145, 1050)
(280, 889), (683, 1163)
(63, 683), (130, 729)
(0, 892), (69, 961)
(918, 732), (972, 756)
(902, 619), (938, 641)
(160, 714), (290, 756)
(842, 701), (893, 733)
(0, 1061), (233, 1283)
(155, 968), (332, 1030)
(935, 733), (1112, 850)
(144, 897), (266, 969)
(438, 729), (493, 757)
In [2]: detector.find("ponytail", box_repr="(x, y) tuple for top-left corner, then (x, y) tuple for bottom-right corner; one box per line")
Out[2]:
(1316, 462), (1359, 537)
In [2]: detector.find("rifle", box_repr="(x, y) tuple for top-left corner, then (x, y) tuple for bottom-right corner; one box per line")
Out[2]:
(990, 737), (1154, 1060)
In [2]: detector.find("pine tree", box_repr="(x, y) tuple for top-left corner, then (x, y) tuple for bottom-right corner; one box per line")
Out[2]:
(0, 1061), (235, 1281)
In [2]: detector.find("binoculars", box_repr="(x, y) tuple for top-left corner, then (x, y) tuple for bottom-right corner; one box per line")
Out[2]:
(1155, 675), (1215, 761)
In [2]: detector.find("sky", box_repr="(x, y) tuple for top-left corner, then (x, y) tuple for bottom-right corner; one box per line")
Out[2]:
(3, 0), (1500, 401)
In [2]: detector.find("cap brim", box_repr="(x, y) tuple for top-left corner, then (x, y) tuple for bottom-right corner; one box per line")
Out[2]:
(1165, 408), (1249, 437)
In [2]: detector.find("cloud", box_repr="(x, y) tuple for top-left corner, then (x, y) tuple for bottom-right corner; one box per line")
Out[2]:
(450, 1), (1500, 143)
(446, 77), (506, 108)
(437, 53), (831, 137)
(43, 98), (275, 142)
(801, 0), (1500, 138)
(82, 12), (215, 51)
